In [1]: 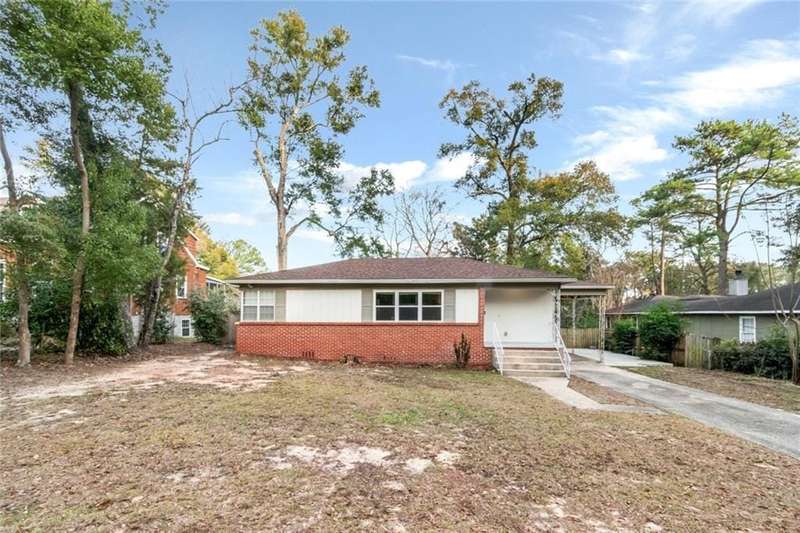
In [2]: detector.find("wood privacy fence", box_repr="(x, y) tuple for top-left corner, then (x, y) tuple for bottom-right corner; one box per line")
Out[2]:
(560, 328), (602, 349)
(671, 333), (716, 368)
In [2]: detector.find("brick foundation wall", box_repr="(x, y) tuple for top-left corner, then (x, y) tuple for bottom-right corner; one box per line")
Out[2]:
(235, 288), (490, 366)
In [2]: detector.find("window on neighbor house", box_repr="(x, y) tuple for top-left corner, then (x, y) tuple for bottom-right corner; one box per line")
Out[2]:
(181, 319), (191, 337)
(374, 290), (443, 322)
(176, 275), (187, 299)
(739, 316), (756, 343)
(241, 289), (275, 321)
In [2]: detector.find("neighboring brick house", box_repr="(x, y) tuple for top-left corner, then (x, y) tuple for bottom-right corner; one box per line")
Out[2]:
(229, 257), (608, 374)
(132, 230), (222, 339)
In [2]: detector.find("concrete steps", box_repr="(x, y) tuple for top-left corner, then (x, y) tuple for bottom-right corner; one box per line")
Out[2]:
(498, 348), (566, 378)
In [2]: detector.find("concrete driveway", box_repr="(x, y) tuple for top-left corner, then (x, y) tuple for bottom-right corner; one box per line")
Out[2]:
(573, 361), (800, 460)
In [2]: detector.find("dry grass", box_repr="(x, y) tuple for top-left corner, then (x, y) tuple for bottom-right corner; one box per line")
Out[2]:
(2, 345), (799, 531)
(628, 366), (800, 414)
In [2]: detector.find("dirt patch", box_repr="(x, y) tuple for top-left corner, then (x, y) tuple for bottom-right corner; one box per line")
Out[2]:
(628, 366), (800, 413)
(569, 376), (651, 407)
(7, 350), (310, 403)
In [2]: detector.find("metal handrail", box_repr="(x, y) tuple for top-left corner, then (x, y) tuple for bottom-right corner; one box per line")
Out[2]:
(553, 322), (572, 379)
(492, 322), (505, 374)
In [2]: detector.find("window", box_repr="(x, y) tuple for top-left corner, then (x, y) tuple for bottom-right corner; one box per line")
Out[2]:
(241, 289), (275, 321)
(181, 319), (191, 337)
(739, 316), (756, 343)
(374, 290), (443, 322)
(176, 275), (187, 299)
(375, 292), (395, 321)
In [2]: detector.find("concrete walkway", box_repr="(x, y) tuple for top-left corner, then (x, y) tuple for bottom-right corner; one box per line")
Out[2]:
(573, 361), (800, 459)
(572, 348), (672, 367)
(513, 376), (663, 414)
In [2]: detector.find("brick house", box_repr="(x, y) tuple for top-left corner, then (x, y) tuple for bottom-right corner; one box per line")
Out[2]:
(229, 257), (610, 376)
(132, 230), (227, 339)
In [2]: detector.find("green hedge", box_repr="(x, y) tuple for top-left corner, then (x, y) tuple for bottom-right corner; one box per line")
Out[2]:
(712, 329), (792, 380)
(638, 304), (684, 361)
(608, 319), (637, 354)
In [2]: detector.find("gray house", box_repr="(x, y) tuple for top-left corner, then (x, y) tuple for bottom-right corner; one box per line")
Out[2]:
(607, 275), (798, 343)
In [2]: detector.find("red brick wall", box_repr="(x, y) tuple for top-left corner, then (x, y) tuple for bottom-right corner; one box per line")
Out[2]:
(236, 288), (491, 366)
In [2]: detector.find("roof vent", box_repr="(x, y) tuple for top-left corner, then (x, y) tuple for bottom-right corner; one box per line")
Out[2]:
(728, 270), (748, 296)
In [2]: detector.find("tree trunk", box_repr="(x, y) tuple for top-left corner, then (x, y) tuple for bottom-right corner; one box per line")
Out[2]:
(716, 230), (730, 295)
(791, 319), (800, 385)
(505, 223), (515, 264)
(0, 120), (32, 366)
(658, 227), (667, 295)
(138, 171), (190, 347)
(64, 81), (92, 365)
(276, 208), (288, 271)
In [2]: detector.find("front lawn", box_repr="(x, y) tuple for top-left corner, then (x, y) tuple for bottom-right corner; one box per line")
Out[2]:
(628, 366), (800, 414)
(2, 345), (799, 531)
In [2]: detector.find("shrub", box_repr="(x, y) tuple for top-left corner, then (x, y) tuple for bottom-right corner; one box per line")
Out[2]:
(151, 306), (171, 344)
(188, 291), (231, 344)
(712, 328), (792, 380)
(638, 304), (684, 361)
(609, 319), (637, 354)
(453, 333), (471, 368)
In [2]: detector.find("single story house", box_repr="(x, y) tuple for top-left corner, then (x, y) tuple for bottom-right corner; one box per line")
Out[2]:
(607, 275), (798, 343)
(229, 257), (610, 375)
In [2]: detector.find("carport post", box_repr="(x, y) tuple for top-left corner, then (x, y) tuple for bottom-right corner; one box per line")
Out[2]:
(599, 295), (606, 363)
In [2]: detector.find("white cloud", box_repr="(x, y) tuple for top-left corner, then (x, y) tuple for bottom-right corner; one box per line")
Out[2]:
(204, 212), (258, 227)
(582, 134), (669, 181)
(396, 54), (461, 72)
(573, 38), (800, 181)
(338, 160), (428, 191)
(676, 0), (766, 27)
(591, 48), (647, 65)
(425, 152), (479, 182)
(662, 39), (800, 115)
(664, 33), (697, 62)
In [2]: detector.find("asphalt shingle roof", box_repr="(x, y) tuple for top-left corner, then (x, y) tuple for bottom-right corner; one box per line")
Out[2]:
(230, 257), (575, 284)
(607, 284), (800, 315)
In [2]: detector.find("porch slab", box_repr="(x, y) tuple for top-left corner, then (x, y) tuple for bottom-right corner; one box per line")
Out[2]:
(571, 348), (672, 368)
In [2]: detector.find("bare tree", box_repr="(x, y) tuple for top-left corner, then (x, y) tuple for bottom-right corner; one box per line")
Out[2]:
(751, 200), (800, 384)
(137, 81), (242, 347)
(375, 187), (453, 258)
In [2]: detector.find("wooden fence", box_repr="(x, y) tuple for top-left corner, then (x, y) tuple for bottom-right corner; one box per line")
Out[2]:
(671, 333), (716, 368)
(560, 328), (602, 349)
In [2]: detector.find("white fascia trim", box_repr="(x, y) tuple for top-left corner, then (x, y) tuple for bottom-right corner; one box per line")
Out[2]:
(182, 245), (211, 271)
(228, 277), (576, 286)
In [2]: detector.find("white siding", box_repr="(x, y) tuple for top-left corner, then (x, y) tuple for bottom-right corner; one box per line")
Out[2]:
(286, 289), (361, 322)
(455, 288), (479, 323)
(483, 288), (554, 346)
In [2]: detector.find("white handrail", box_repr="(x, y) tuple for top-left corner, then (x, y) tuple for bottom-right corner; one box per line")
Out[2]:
(553, 321), (571, 379)
(492, 322), (504, 374)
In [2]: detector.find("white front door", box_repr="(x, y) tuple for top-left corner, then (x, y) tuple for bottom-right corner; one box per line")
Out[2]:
(484, 288), (554, 346)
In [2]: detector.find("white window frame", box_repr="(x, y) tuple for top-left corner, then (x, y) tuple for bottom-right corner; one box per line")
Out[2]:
(176, 274), (188, 299)
(739, 315), (756, 343)
(181, 319), (191, 337)
(372, 289), (444, 323)
(240, 288), (276, 322)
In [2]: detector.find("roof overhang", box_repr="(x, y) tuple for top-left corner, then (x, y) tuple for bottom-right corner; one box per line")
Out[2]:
(229, 277), (576, 286)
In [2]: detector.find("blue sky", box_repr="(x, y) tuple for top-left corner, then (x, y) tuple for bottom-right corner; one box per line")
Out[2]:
(8, 1), (800, 270)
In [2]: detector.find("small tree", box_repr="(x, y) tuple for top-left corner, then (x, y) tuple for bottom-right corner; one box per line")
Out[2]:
(188, 291), (232, 344)
(638, 304), (684, 361)
(609, 319), (638, 355)
(453, 333), (471, 368)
